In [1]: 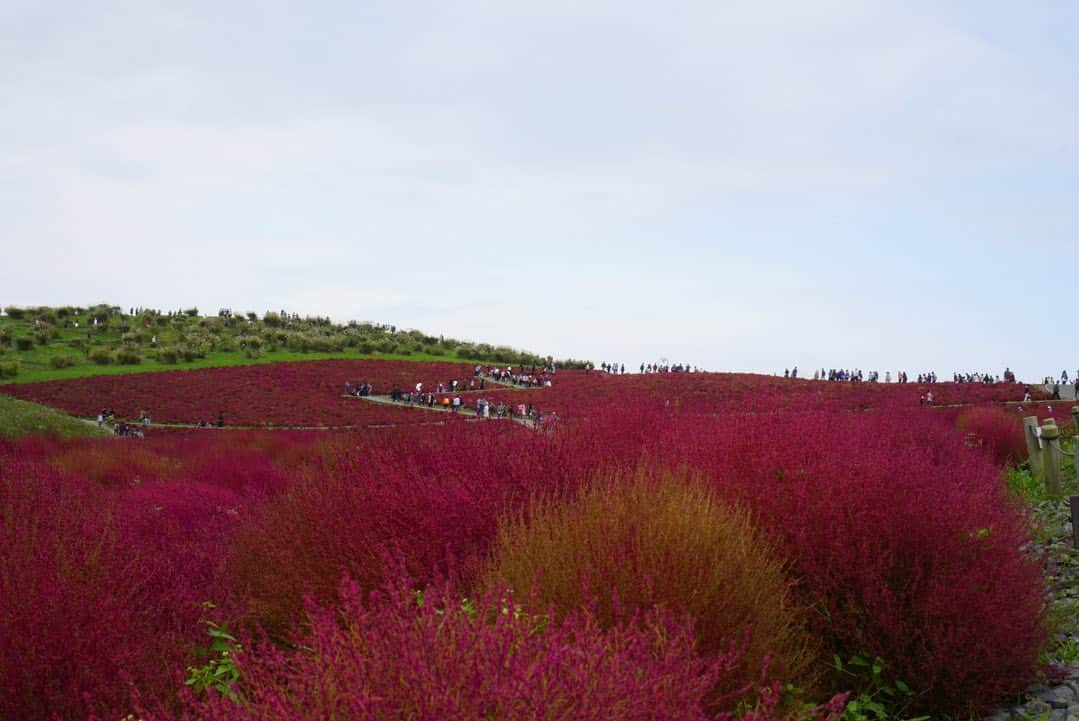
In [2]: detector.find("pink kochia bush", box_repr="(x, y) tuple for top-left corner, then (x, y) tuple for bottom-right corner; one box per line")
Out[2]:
(658, 409), (1050, 716)
(162, 575), (848, 721)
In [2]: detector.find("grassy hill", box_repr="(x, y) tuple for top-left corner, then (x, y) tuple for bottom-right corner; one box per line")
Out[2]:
(0, 304), (587, 384)
(0, 394), (112, 439)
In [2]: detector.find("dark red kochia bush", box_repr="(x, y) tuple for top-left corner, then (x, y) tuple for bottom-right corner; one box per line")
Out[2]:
(155, 575), (848, 721)
(955, 404), (1027, 466)
(0, 445), (238, 721)
(651, 409), (1050, 717)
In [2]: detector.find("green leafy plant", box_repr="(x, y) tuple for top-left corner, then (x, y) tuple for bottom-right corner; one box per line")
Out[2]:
(186, 619), (244, 704)
(833, 654), (927, 721)
(1007, 465), (1046, 504)
(1054, 638), (1079, 665)
(1015, 708), (1051, 721)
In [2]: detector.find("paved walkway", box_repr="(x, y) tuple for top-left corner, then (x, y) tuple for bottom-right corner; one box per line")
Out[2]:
(354, 393), (536, 427)
(1039, 384), (1078, 401)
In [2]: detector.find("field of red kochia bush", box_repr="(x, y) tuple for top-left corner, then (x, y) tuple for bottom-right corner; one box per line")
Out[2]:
(0, 360), (1039, 428)
(0, 371), (1057, 720)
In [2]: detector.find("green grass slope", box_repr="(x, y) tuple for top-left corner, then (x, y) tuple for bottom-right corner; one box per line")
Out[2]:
(0, 394), (112, 439)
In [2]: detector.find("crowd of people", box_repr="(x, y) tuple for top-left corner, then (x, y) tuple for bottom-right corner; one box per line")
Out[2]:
(336, 364), (561, 428)
(112, 421), (145, 437)
(639, 363), (699, 373)
(478, 364), (554, 388)
(196, 412), (226, 428)
(781, 367), (1036, 385)
(805, 368), (882, 382)
(1042, 370), (1077, 385)
(343, 381), (374, 397)
(952, 371), (1006, 383)
(383, 386), (553, 426)
(95, 407), (151, 437)
(1042, 370), (1079, 400)
(581, 362), (702, 374)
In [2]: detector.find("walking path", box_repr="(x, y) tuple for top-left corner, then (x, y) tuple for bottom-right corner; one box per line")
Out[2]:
(353, 393), (536, 427)
(1039, 384), (1078, 401)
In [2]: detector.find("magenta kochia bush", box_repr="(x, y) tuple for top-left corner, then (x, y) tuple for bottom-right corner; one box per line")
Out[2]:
(660, 410), (1050, 716)
(163, 575), (847, 721)
(0, 446), (237, 721)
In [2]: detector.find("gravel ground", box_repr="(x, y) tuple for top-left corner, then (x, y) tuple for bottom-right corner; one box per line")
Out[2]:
(985, 486), (1079, 721)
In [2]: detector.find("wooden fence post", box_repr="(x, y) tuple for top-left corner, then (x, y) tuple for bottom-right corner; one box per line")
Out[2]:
(1040, 419), (1061, 495)
(1073, 406), (1079, 484)
(1023, 416), (1042, 479)
(1072, 496), (1079, 548)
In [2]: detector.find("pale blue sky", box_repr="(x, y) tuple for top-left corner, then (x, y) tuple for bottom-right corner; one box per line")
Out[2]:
(2, 1), (1076, 380)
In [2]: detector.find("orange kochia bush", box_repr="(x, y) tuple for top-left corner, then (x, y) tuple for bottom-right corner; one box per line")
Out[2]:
(483, 469), (820, 702)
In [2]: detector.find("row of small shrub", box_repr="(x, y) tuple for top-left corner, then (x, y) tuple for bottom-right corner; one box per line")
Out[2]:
(48, 355), (77, 369)
(157, 345), (207, 364)
(2, 307), (589, 369)
(89, 348), (142, 365)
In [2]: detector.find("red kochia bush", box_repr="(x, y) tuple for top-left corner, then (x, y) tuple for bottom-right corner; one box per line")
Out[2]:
(955, 404), (1027, 466)
(225, 423), (583, 636)
(160, 575), (846, 721)
(657, 410), (1049, 717)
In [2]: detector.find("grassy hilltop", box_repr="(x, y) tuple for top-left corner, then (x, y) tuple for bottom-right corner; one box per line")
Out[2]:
(0, 303), (587, 384)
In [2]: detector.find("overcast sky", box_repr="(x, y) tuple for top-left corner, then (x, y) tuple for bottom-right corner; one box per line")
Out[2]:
(2, 1), (1077, 380)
